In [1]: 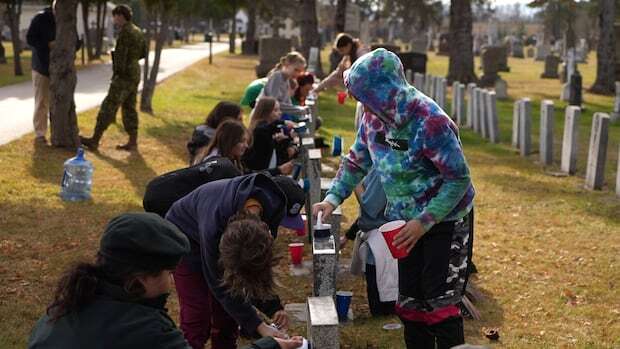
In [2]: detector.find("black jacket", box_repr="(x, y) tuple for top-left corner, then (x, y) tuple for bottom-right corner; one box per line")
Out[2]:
(243, 121), (292, 174)
(26, 7), (55, 76)
(28, 282), (190, 349)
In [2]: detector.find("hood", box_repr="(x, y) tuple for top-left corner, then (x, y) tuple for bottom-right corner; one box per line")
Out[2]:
(344, 48), (423, 128)
(233, 173), (287, 237)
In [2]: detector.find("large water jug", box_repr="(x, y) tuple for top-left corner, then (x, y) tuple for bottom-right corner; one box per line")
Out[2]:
(60, 147), (93, 201)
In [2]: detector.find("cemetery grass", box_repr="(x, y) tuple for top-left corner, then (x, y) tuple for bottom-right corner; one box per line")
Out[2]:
(0, 53), (617, 348)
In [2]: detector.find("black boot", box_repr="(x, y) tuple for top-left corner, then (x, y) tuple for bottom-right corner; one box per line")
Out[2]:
(116, 133), (137, 151)
(79, 129), (103, 151)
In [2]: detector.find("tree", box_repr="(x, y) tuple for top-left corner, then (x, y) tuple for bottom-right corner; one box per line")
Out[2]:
(140, 0), (175, 114)
(242, 0), (257, 54)
(3, 0), (24, 75)
(528, 0), (577, 47)
(447, 0), (476, 84)
(80, 0), (95, 61)
(298, 0), (323, 77)
(0, 9), (7, 64)
(229, 0), (237, 53)
(335, 0), (346, 33)
(590, 0), (616, 95)
(93, 0), (107, 58)
(50, 0), (80, 148)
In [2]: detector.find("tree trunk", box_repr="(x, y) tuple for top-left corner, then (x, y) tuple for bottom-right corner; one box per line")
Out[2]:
(335, 0), (347, 33)
(50, 0), (80, 148)
(7, 0), (24, 76)
(299, 0), (324, 77)
(229, 0), (237, 54)
(447, 0), (476, 84)
(590, 0), (616, 94)
(242, 1), (257, 55)
(0, 41), (7, 64)
(140, 9), (168, 114)
(94, 0), (106, 58)
(81, 0), (94, 60)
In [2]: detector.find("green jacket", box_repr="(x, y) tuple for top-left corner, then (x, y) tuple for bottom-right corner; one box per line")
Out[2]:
(113, 21), (146, 83)
(28, 282), (191, 349)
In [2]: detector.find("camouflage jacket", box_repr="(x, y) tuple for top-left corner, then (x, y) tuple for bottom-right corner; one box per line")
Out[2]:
(112, 22), (146, 83)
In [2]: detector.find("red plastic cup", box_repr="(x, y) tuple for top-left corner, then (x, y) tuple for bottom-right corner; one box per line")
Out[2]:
(379, 220), (409, 259)
(337, 91), (347, 104)
(289, 243), (304, 265)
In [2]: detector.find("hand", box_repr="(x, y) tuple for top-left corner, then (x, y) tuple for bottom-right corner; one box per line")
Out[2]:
(287, 146), (298, 158)
(48, 41), (55, 49)
(257, 322), (287, 339)
(278, 161), (294, 175)
(272, 310), (289, 331)
(274, 132), (288, 142)
(312, 201), (335, 221)
(339, 235), (348, 249)
(274, 336), (304, 349)
(393, 220), (425, 253)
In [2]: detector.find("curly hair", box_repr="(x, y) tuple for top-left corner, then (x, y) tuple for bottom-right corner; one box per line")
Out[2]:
(219, 211), (280, 301)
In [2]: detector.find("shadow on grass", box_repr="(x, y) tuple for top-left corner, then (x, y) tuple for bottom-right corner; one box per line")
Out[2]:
(144, 117), (195, 164)
(93, 151), (158, 197)
(30, 140), (81, 186)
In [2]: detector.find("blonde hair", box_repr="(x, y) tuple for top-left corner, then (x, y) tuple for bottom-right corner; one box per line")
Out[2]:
(270, 51), (307, 75)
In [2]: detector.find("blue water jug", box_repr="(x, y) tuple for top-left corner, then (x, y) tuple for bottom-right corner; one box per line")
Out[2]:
(60, 147), (93, 201)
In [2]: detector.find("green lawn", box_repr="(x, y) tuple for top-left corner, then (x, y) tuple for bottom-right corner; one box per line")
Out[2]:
(0, 52), (619, 348)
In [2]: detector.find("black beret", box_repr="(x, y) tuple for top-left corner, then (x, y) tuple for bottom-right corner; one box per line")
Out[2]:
(99, 212), (190, 270)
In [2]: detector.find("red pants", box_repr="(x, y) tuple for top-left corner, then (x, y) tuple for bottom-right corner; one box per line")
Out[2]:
(173, 258), (239, 349)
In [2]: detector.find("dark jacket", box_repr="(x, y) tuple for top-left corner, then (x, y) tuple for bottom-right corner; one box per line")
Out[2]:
(26, 7), (55, 77)
(243, 121), (292, 175)
(165, 174), (286, 336)
(28, 282), (190, 349)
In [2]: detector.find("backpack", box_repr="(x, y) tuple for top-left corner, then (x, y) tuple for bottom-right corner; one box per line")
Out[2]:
(143, 157), (242, 217)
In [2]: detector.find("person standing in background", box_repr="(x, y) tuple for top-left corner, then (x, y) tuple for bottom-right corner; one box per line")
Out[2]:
(80, 4), (146, 151)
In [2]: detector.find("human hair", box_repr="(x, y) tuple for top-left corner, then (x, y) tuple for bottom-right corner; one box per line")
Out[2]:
(194, 120), (248, 168)
(335, 33), (360, 62)
(111, 4), (132, 22)
(219, 211), (279, 300)
(294, 72), (315, 103)
(205, 101), (242, 129)
(46, 255), (162, 321)
(270, 51), (306, 75)
(250, 97), (277, 131)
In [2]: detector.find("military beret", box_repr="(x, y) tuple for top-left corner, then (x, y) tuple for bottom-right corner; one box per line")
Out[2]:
(99, 212), (190, 270)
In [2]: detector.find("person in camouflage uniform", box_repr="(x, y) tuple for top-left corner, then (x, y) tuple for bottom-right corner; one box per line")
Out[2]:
(80, 4), (146, 151)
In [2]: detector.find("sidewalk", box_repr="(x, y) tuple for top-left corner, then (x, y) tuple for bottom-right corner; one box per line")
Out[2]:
(0, 41), (230, 145)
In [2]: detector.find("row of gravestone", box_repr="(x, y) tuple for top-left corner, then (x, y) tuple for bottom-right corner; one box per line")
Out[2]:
(298, 96), (342, 349)
(407, 70), (448, 110)
(511, 99), (620, 195)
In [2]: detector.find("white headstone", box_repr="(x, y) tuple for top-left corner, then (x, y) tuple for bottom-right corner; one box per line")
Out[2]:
(486, 91), (499, 143)
(540, 100), (555, 166)
(585, 113), (610, 190)
(414, 73), (425, 91)
(616, 145), (620, 197)
(494, 78), (508, 100)
(512, 100), (522, 149)
(479, 90), (488, 138)
(451, 81), (460, 120)
(561, 106), (581, 175)
(466, 83), (476, 128)
(406, 69), (413, 84)
(437, 78), (447, 110)
(307, 297), (339, 349)
(613, 81), (620, 122)
(456, 83), (466, 126)
(424, 74), (432, 96)
(472, 88), (481, 133)
(519, 98), (532, 156)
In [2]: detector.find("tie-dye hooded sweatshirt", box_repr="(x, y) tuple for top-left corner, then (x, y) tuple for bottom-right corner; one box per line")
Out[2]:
(324, 49), (474, 232)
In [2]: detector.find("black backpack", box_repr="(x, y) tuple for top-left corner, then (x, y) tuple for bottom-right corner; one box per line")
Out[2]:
(143, 157), (242, 217)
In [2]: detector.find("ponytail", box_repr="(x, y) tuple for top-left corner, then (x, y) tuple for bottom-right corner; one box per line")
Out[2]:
(269, 51), (307, 76)
(47, 262), (101, 321)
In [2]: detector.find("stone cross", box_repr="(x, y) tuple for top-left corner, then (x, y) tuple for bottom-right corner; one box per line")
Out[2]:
(307, 297), (339, 349)
(540, 100), (555, 166)
(466, 83), (476, 129)
(485, 91), (499, 143)
(585, 113), (611, 190)
(561, 106), (581, 175)
(519, 98), (532, 156)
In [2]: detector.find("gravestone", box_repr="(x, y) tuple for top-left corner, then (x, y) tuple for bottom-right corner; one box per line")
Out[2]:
(576, 38), (588, 63)
(498, 46), (510, 72)
(512, 40), (525, 58)
(480, 46), (503, 87)
(613, 82), (620, 122)
(526, 46), (535, 58)
(411, 33), (429, 54)
(472, 88), (482, 133)
(414, 73), (425, 91)
(424, 73), (432, 96)
(307, 297), (339, 349)
(466, 83), (476, 128)
(456, 83), (466, 126)
(397, 52), (428, 75)
(487, 20), (499, 46)
(585, 113), (611, 190)
(406, 69), (413, 84)
(512, 100), (522, 148)
(312, 234), (337, 297)
(561, 106), (581, 175)
(561, 49), (577, 102)
(473, 35), (482, 56)
(307, 47), (320, 74)
(616, 146), (620, 197)
(485, 91), (499, 143)
(436, 77), (447, 109)
(479, 90), (488, 138)
(451, 81), (460, 121)
(540, 100), (555, 166)
(256, 37), (292, 77)
(535, 43), (549, 61)
(569, 71), (583, 107)
(541, 55), (561, 79)
(494, 78), (508, 100)
(437, 33), (450, 56)
(430, 76), (437, 99)
(519, 98), (532, 156)
(303, 147), (322, 231)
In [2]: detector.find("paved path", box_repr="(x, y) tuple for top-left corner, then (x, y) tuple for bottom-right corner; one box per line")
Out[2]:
(0, 41), (229, 145)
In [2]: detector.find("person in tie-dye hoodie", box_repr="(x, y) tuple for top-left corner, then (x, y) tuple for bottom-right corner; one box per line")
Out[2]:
(313, 48), (475, 349)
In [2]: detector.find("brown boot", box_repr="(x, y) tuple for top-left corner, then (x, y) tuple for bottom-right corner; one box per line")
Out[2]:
(116, 133), (137, 151)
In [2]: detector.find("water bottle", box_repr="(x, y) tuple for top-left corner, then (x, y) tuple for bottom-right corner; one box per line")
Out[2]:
(60, 147), (93, 201)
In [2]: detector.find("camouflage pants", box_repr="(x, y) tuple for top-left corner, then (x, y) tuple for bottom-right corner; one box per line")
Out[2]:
(94, 78), (139, 136)
(396, 210), (474, 324)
